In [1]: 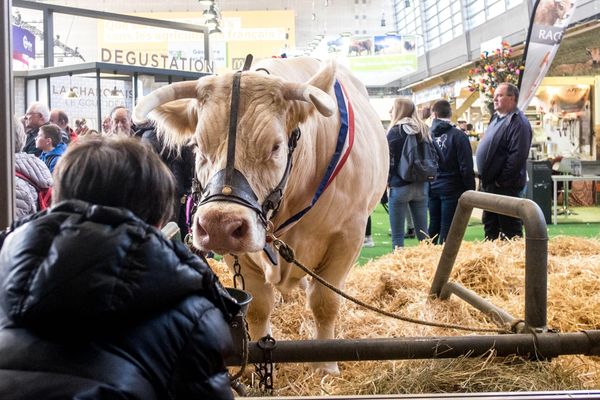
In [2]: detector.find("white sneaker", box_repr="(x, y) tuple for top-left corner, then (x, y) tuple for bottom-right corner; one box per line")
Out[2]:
(363, 236), (375, 248)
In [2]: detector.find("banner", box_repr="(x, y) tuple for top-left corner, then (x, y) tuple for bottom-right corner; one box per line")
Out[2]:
(312, 34), (417, 86)
(517, 0), (579, 109)
(12, 25), (36, 66)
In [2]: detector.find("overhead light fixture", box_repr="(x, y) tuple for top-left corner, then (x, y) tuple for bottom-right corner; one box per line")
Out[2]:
(205, 17), (219, 29)
(203, 4), (219, 18)
(65, 89), (78, 98)
(198, 0), (214, 6)
(109, 86), (121, 98)
(108, 71), (123, 99)
(63, 72), (78, 99)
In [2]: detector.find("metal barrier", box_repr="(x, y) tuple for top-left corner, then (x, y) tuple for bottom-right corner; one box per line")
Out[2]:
(226, 330), (600, 365)
(429, 190), (548, 333)
(225, 191), (600, 378)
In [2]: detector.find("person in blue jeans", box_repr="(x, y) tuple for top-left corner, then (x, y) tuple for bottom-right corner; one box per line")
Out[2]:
(428, 99), (476, 244)
(386, 97), (432, 249)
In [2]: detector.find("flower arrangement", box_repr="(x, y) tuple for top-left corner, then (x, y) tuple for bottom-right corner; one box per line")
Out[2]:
(467, 41), (524, 111)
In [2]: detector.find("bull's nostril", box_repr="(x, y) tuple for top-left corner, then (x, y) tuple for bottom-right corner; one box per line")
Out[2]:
(231, 221), (247, 239)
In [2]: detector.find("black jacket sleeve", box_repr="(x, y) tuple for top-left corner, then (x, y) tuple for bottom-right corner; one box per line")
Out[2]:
(496, 113), (532, 188)
(455, 133), (476, 191)
(172, 301), (234, 400)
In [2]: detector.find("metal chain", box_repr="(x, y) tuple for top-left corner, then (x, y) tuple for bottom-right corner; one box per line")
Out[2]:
(228, 256), (275, 392)
(255, 335), (276, 393)
(228, 255), (251, 387)
(232, 254), (245, 290)
(228, 315), (250, 382)
(271, 238), (510, 334)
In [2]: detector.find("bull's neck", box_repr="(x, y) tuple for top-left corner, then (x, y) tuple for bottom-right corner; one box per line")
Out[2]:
(272, 113), (343, 232)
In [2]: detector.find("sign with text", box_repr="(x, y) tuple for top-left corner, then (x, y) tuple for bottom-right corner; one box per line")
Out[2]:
(98, 12), (225, 73)
(12, 25), (36, 67)
(518, 0), (579, 109)
(221, 10), (295, 70)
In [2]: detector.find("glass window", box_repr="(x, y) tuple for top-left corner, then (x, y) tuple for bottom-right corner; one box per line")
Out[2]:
(507, 0), (522, 9)
(468, 10), (486, 28)
(439, 7), (451, 21)
(418, 0), (465, 51)
(487, 0), (506, 19)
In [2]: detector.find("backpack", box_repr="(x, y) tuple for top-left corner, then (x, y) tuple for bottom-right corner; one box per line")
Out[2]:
(15, 171), (52, 211)
(397, 125), (440, 183)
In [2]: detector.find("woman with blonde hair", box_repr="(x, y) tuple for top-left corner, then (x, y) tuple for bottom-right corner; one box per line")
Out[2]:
(386, 97), (432, 248)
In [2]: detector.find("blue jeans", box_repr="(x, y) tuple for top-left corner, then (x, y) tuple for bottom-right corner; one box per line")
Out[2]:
(428, 193), (460, 245)
(388, 183), (429, 248)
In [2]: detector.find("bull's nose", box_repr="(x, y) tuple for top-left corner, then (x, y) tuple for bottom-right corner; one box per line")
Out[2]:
(195, 214), (250, 253)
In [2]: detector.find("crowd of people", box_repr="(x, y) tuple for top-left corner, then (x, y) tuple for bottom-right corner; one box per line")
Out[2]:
(368, 82), (532, 249)
(12, 101), (195, 237)
(1, 80), (532, 398)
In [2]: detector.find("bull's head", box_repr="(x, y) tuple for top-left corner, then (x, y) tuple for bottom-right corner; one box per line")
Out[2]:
(133, 62), (336, 256)
(553, 0), (572, 20)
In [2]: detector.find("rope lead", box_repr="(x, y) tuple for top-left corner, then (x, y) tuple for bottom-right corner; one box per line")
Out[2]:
(273, 238), (509, 334)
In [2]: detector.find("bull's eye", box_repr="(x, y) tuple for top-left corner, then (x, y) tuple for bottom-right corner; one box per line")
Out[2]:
(272, 143), (281, 153)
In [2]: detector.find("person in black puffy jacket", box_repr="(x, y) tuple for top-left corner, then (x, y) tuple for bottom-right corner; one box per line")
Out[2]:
(0, 136), (239, 400)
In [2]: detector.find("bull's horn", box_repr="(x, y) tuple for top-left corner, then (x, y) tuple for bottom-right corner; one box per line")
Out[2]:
(282, 83), (336, 117)
(132, 81), (198, 125)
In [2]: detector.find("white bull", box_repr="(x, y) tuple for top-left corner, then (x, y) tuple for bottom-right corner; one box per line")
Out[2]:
(133, 57), (388, 375)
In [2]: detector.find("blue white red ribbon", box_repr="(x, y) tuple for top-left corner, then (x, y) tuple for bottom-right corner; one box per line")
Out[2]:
(276, 79), (355, 234)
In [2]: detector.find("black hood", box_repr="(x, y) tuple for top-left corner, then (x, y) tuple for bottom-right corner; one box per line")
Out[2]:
(0, 200), (239, 334)
(430, 119), (455, 136)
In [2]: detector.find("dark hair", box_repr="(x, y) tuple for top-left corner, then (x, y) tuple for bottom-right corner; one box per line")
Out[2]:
(40, 123), (62, 147)
(55, 109), (69, 124)
(466, 123), (473, 130)
(53, 136), (176, 226)
(500, 82), (519, 99)
(432, 99), (452, 119)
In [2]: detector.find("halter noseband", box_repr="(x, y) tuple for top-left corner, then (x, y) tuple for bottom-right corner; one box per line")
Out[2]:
(189, 55), (301, 264)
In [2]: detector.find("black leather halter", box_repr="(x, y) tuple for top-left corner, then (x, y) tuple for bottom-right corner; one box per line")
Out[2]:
(193, 54), (301, 263)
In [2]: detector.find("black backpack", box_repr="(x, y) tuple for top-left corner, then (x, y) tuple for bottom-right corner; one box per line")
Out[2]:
(397, 125), (440, 183)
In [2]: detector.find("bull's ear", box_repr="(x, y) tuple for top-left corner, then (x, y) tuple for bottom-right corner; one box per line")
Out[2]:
(282, 61), (336, 117)
(307, 59), (336, 96)
(282, 83), (335, 117)
(149, 99), (199, 147)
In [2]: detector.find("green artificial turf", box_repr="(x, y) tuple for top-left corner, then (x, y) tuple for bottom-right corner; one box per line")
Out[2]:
(358, 204), (600, 265)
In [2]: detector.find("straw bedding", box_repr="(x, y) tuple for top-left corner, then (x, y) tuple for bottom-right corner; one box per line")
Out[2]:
(208, 236), (600, 396)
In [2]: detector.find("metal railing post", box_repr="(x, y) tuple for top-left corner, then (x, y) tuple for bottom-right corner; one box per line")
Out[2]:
(1, 0), (15, 228)
(429, 191), (548, 331)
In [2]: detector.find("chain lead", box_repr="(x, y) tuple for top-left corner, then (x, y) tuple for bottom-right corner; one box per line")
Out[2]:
(232, 255), (245, 290)
(255, 335), (276, 393)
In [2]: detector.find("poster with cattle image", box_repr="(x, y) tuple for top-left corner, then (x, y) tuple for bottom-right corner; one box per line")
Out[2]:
(317, 34), (417, 86)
